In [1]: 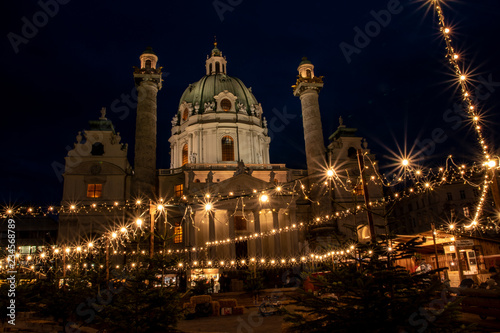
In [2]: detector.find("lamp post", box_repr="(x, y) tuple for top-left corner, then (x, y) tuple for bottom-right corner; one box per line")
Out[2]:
(357, 149), (376, 243)
(431, 223), (441, 279)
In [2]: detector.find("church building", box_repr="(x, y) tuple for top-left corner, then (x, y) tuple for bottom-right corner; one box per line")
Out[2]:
(58, 43), (385, 264)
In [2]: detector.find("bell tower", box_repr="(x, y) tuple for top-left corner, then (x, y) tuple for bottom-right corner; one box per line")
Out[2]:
(132, 47), (162, 198)
(292, 57), (326, 176)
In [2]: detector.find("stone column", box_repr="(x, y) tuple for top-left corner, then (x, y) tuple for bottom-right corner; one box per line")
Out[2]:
(133, 80), (159, 198)
(189, 210), (196, 260)
(272, 210), (281, 256)
(227, 212), (236, 258)
(208, 211), (216, 259)
(253, 210), (262, 257)
(298, 88), (325, 175)
(293, 58), (325, 177)
(288, 206), (299, 256)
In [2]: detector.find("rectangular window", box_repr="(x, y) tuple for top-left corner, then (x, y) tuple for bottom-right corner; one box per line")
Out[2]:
(234, 216), (247, 231)
(463, 206), (470, 217)
(87, 184), (102, 198)
(174, 184), (183, 197)
(450, 208), (456, 218)
(460, 190), (466, 200)
(354, 184), (364, 196)
(447, 192), (453, 201)
(174, 226), (182, 244)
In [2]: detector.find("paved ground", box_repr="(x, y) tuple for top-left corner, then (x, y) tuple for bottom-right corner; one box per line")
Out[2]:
(460, 312), (500, 332)
(177, 308), (284, 333)
(177, 289), (292, 333)
(4, 287), (500, 332)
(177, 311), (500, 333)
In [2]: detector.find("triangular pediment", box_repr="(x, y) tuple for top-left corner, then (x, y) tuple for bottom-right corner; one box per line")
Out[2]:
(191, 173), (270, 196)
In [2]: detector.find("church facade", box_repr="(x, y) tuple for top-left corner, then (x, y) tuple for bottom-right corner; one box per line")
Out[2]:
(58, 43), (385, 263)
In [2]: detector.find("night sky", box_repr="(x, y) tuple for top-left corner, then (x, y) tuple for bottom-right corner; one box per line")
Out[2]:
(2, 0), (500, 205)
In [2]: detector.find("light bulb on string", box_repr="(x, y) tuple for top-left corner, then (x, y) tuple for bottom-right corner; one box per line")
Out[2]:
(326, 169), (335, 178)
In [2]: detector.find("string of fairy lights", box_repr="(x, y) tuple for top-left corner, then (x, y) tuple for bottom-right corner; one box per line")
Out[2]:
(429, 0), (499, 229)
(2, 1), (500, 274)
(0, 156), (493, 270)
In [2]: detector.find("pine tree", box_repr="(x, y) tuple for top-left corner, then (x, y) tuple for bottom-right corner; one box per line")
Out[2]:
(93, 256), (183, 333)
(284, 241), (473, 333)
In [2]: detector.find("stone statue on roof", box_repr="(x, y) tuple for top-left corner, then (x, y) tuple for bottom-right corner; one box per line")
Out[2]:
(237, 102), (246, 113)
(234, 160), (246, 176)
(269, 170), (276, 183)
(100, 107), (107, 120)
(204, 101), (215, 112)
(188, 170), (195, 187)
(206, 170), (214, 183)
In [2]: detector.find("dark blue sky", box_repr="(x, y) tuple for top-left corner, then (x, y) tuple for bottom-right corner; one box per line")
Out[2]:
(2, 0), (500, 204)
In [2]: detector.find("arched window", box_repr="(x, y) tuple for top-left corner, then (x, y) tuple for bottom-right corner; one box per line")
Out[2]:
(182, 108), (189, 121)
(209, 63), (213, 74)
(182, 144), (189, 165)
(215, 62), (220, 73)
(220, 98), (231, 112)
(221, 136), (234, 161)
(306, 69), (311, 78)
(223, 64), (225, 73)
(91, 142), (104, 156)
(145, 60), (151, 69)
(348, 147), (357, 159)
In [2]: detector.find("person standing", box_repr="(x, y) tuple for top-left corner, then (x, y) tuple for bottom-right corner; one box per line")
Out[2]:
(219, 273), (226, 293)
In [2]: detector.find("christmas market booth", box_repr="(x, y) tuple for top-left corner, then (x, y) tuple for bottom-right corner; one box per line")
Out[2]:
(394, 230), (500, 287)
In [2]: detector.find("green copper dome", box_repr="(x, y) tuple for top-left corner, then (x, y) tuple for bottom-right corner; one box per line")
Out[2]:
(299, 56), (312, 66)
(142, 46), (156, 55)
(211, 45), (221, 57)
(178, 74), (258, 115)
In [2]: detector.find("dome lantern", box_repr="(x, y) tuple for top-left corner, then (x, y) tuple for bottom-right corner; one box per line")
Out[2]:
(140, 47), (158, 70)
(205, 41), (227, 75)
(297, 57), (314, 79)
